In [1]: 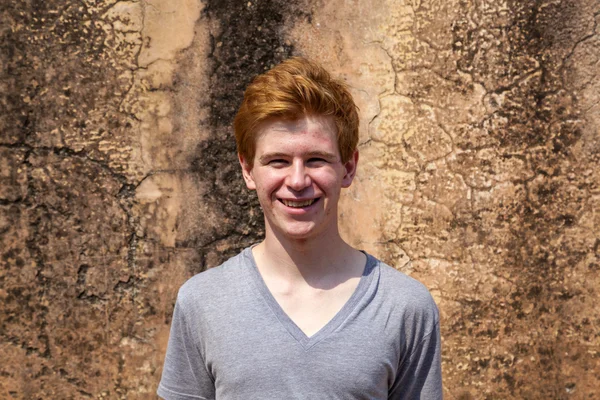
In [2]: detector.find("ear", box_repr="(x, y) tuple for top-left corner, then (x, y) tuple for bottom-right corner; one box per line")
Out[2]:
(341, 150), (359, 188)
(239, 153), (256, 190)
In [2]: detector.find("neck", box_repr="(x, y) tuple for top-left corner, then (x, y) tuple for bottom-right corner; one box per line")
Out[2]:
(253, 222), (361, 286)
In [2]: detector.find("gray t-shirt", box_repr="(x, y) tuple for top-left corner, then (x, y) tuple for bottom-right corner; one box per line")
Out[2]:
(158, 248), (442, 400)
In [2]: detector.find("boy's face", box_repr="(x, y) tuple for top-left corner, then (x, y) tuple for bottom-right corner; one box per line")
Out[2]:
(239, 114), (358, 241)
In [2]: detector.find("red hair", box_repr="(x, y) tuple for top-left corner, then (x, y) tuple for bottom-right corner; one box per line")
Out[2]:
(234, 57), (359, 165)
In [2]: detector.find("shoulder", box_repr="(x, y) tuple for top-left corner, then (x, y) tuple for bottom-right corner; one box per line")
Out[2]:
(377, 260), (434, 301)
(371, 256), (439, 326)
(176, 248), (252, 310)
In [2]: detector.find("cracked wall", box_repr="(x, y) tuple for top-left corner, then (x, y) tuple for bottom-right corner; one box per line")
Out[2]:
(290, 0), (600, 398)
(1, 0), (599, 399)
(1, 0), (308, 398)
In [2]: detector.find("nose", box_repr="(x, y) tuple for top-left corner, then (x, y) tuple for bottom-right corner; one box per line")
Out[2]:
(286, 159), (312, 191)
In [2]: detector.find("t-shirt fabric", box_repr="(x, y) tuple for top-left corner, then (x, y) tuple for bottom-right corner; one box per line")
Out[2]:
(158, 248), (442, 400)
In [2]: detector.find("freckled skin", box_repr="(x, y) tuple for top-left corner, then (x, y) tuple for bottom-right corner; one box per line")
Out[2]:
(239, 114), (358, 243)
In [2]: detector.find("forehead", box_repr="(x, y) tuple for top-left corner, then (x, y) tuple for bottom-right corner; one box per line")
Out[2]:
(255, 115), (337, 147)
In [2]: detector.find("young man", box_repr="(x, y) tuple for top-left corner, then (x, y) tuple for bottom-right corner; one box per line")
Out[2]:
(158, 58), (442, 399)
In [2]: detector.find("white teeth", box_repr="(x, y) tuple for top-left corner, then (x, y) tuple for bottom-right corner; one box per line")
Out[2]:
(282, 199), (316, 208)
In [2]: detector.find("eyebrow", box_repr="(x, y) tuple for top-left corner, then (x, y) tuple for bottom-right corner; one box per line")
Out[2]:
(258, 151), (339, 164)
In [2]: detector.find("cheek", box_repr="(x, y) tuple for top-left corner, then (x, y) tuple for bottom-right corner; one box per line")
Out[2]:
(254, 179), (279, 202)
(257, 172), (286, 191)
(256, 186), (271, 201)
(314, 169), (343, 185)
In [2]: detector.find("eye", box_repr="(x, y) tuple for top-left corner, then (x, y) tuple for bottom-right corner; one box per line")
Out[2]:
(268, 159), (288, 167)
(307, 158), (328, 166)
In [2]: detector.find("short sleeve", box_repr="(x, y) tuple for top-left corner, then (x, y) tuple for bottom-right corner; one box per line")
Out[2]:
(157, 299), (215, 400)
(389, 315), (443, 399)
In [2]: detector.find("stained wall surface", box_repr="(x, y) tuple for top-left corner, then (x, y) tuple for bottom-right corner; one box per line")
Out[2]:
(1, 0), (598, 399)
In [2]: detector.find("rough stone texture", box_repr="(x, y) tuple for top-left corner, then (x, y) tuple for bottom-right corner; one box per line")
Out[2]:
(1, 0), (599, 399)
(291, 0), (600, 398)
(1, 0), (309, 398)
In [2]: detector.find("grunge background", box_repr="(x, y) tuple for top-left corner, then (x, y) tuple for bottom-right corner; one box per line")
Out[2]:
(1, 0), (599, 398)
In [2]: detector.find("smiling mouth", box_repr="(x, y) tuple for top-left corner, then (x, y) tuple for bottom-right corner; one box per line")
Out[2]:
(279, 198), (319, 208)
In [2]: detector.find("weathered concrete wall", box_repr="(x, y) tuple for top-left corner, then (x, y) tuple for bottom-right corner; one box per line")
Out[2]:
(1, 0), (598, 399)
(291, 0), (600, 398)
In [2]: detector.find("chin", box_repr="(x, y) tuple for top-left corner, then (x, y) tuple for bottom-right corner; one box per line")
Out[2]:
(272, 223), (323, 242)
(282, 228), (318, 241)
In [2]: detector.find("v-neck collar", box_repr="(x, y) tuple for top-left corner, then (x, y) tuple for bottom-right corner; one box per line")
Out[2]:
(243, 247), (378, 350)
